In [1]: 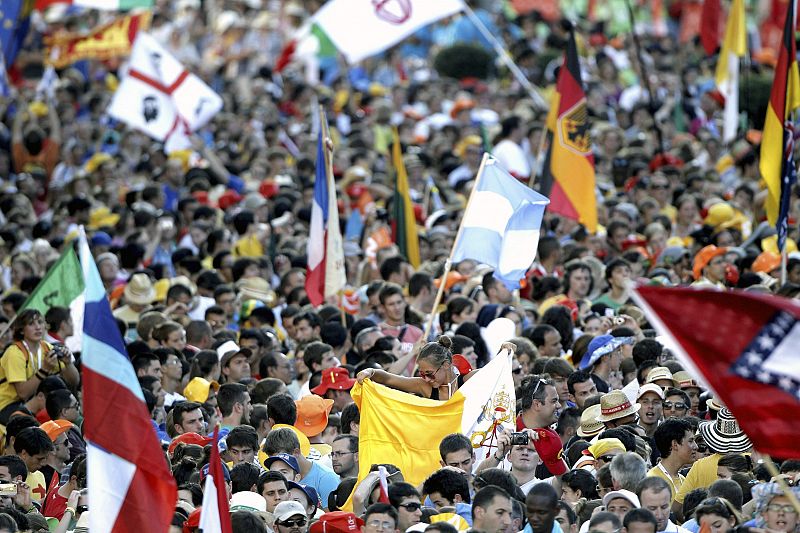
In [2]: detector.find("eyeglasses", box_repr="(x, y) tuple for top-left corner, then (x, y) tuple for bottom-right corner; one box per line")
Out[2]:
(663, 401), (687, 410)
(367, 520), (395, 530)
(331, 451), (355, 459)
(766, 504), (797, 514)
(512, 368), (522, 375)
(599, 455), (617, 463)
(279, 518), (308, 527)
(650, 183), (670, 190)
(419, 363), (444, 380)
(398, 502), (422, 512)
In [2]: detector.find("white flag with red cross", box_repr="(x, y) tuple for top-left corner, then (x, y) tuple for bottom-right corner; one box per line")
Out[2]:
(108, 32), (221, 145)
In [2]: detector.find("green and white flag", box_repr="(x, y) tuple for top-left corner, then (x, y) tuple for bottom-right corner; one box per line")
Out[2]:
(20, 246), (85, 352)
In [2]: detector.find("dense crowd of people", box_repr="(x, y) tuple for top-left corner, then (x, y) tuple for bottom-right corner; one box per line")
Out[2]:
(0, 0), (798, 532)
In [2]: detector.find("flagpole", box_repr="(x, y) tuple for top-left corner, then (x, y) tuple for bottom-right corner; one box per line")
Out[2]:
(421, 153), (491, 342)
(460, 5), (547, 110)
(781, 248), (788, 286)
(762, 455), (800, 515)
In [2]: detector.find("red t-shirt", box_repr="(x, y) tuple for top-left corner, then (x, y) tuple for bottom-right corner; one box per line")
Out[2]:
(42, 488), (67, 520)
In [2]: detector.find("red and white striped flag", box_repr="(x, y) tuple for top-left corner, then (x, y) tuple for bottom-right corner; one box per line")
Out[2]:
(199, 427), (232, 533)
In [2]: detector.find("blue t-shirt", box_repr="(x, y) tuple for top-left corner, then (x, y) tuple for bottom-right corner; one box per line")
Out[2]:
(301, 461), (339, 508)
(523, 521), (563, 533)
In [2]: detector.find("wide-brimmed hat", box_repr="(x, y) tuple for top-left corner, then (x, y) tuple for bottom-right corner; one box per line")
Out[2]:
(579, 335), (634, 370)
(706, 397), (724, 412)
(646, 366), (679, 387)
(295, 396), (334, 437)
(596, 390), (641, 423)
(124, 273), (156, 306)
(238, 277), (276, 305)
(673, 370), (701, 391)
(577, 404), (604, 437)
(698, 408), (752, 454)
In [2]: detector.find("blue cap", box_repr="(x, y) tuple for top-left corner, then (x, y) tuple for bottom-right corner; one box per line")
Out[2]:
(580, 335), (634, 370)
(287, 481), (320, 512)
(90, 231), (112, 247)
(264, 453), (300, 473)
(200, 460), (230, 483)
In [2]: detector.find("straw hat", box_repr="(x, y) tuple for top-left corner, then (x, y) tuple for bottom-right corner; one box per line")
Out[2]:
(238, 277), (276, 306)
(646, 367), (679, 387)
(124, 274), (156, 306)
(698, 408), (752, 454)
(673, 370), (701, 391)
(596, 390), (641, 423)
(577, 404), (604, 437)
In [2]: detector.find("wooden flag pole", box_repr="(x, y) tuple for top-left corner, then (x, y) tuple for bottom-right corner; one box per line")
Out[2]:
(762, 455), (800, 516)
(421, 153), (492, 342)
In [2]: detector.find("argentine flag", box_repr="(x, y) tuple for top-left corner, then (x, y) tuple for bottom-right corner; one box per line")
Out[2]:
(452, 156), (549, 289)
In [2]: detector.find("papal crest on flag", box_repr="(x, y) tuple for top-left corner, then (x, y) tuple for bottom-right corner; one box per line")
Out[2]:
(313, 0), (465, 63)
(108, 32), (221, 148)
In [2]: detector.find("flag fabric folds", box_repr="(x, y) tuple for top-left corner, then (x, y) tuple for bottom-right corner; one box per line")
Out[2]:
(79, 231), (176, 532)
(759, 0), (800, 252)
(538, 29), (597, 233)
(35, 0), (153, 10)
(19, 247), (85, 352)
(700, 0), (721, 55)
(0, 0), (34, 68)
(312, 0), (464, 63)
(46, 12), (151, 68)
(199, 427), (233, 533)
(633, 286), (800, 458)
(352, 350), (516, 487)
(107, 32), (222, 152)
(453, 156), (549, 290)
(391, 130), (421, 268)
(715, 0), (746, 144)
(305, 116), (345, 306)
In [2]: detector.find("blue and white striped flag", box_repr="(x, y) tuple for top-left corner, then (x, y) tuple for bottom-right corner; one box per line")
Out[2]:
(452, 156), (549, 289)
(0, 48), (10, 99)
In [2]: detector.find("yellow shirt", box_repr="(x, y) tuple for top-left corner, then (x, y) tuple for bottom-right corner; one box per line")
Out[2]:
(26, 471), (46, 504)
(674, 453), (722, 504)
(0, 342), (53, 411)
(233, 234), (263, 258)
(647, 463), (685, 502)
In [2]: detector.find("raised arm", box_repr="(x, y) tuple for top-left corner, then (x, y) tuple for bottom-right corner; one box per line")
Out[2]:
(356, 367), (429, 397)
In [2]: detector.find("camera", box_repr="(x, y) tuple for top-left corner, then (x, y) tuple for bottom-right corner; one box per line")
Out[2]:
(510, 432), (529, 446)
(52, 344), (70, 360)
(0, 484), (17, 496)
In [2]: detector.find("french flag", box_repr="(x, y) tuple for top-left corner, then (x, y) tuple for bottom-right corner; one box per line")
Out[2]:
(78, 229), (176, 533)
(306, 116), (345, 306)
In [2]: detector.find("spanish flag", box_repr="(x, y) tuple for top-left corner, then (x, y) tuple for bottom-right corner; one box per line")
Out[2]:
(539, 29), (597, 233)
(390, 129), (421, 268)
(760, 0), (800, 251)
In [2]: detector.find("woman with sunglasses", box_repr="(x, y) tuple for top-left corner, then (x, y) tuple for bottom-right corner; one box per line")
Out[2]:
(356, 336), (504, 400)
(694, 497), (741, 533)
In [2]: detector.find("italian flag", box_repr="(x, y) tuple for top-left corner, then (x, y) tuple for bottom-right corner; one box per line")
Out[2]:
(35, 0), (153, 11)
(19, 246), (85, 352)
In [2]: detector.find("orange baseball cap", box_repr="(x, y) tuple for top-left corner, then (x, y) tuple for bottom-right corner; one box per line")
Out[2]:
(40, 419), (73, 442)
(752, 251), (781, 274)
(295, 396), (334, 437)
(693, 245), (727, 280)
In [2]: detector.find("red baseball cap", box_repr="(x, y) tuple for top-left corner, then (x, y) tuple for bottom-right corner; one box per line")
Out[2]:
(309, 512), (364, 533)
(168, 432), (212, 455)
(310, 367), (356, 396)
(532, 428), (568, 476)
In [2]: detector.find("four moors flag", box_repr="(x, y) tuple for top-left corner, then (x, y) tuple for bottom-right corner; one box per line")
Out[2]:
(759, 0), (800, 252)
(108, 32), (222, 153)
(79, 230), (176, 532)
(538, 27), (597, 233)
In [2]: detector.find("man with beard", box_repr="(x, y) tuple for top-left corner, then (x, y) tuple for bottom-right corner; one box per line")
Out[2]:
(218, 383), (253, 435)
(637, 384), (664, 438)
(331, 435), (358, 478)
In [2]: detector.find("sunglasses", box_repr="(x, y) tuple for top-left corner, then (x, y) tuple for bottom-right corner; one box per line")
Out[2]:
(663, 401), (687, 410)
(77, 505), (89, 514)
(279, 518), (308, 527)
(419, 363), (443, 380)
(398, 502), (422, 512)
(599, 455), (616, 463)
(512, 368), (522, 375)
(767, 504), (797, 514)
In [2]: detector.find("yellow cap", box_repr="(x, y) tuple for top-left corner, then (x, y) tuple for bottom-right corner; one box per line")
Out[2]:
(183, 377), (220, 403)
